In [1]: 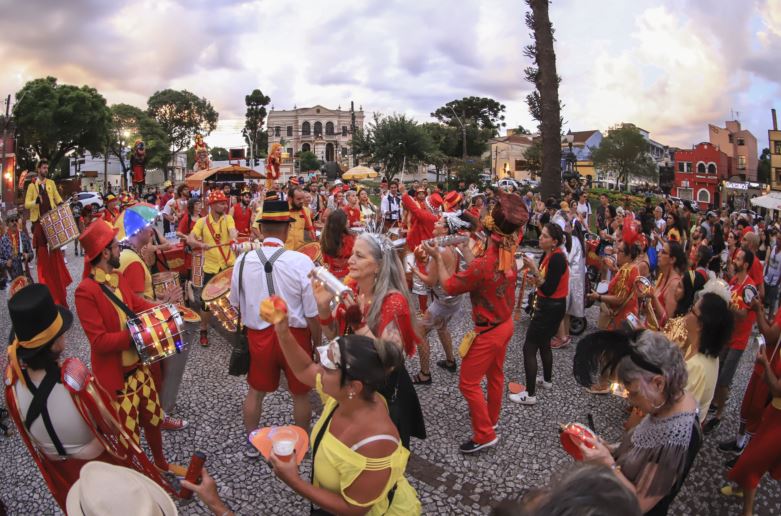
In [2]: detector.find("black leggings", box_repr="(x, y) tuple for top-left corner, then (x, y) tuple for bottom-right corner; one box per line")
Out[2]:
(523, 297), (566, 395)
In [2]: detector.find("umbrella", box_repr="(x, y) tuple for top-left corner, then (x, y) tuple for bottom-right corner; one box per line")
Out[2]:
(114, 202), (160, 241)
(750, 192), (781, 211)
(342, 166), (379, 180)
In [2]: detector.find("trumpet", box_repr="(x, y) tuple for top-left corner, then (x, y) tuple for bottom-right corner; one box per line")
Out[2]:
(423, 235), (469, 247)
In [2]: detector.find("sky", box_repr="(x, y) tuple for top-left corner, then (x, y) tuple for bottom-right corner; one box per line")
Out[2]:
(0, 0), (779, 152)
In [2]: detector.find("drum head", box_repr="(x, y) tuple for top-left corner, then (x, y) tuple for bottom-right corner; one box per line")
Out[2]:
(559, 423), (595, 461)
(743, 284), (758, 305)
(596, 281), (609, 295)
(201, 267), (234, 302)
(176, 304), (201, 323)
(297, 242), (322, 263)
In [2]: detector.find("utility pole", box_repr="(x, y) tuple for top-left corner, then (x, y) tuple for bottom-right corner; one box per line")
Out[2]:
(350, 101), (357, 168)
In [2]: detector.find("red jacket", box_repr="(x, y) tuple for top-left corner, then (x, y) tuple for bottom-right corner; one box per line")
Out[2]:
(74, 272), (156, 395)
(401, 194), (437, 250)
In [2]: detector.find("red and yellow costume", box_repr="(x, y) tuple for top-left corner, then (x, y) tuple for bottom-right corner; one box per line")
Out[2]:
(130, 140), (146, 187)
(265, 143), (282, 189)
(322, 233), (355, 279)
(401, 193), (437, 251)
(232, 200), (254, 237)
(286, 204), (316, 250)
(603, 263), (639, 330)
(24, 176), (72, 307)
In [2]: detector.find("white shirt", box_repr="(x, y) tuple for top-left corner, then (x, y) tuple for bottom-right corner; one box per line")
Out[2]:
(381, 193), (402, 221)
(228, 237), (318, 330)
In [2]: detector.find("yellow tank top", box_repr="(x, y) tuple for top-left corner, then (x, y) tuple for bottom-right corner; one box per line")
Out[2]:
(118, 248), (153, 299)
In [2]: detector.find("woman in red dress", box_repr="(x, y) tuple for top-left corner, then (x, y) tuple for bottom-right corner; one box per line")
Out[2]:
(342, 190), (364, 227)
(313, 232), (425, 448)
(319, 209), (355, 279)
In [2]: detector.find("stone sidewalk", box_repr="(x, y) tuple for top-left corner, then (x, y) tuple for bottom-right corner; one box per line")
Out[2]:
(1, 252), (780, 515)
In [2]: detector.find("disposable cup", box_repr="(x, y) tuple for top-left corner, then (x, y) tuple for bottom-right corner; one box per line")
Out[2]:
(270, 427), (298, 462)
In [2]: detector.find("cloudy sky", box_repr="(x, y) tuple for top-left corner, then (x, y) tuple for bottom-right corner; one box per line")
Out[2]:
(1, 0), (779, 151)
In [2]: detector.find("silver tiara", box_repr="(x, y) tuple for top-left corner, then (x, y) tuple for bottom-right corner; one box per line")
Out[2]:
(442, 210), (471, 233)
(365, 231), (396, 255)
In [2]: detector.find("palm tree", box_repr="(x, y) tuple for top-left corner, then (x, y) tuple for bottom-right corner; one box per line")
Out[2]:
(524, 0), (562, 199)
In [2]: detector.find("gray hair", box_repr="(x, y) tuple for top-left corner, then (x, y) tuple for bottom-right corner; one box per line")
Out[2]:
(616, 331), (688, 405)
(356, 232), (413, 334)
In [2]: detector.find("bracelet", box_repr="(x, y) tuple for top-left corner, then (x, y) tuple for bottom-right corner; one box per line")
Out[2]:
(610, 462), (621, 473)
(318, 313), (335, 326)
(598, 294), (602, 302)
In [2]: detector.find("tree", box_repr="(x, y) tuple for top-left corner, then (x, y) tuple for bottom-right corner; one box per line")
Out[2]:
(242, 89), (271, 160)
(514, 125), (533, 135)
(106, 104), (168, 188)
(298, 150), (321, 172)
(523, 139), (543, 179)
(524, 0), (563, 199)
(431, 97), (506, 158)
(591, 125), (657, 189)
(147, 89), (218, 180)
(758, 147), (771, 184)
(353, 114), (434, 181)
(13, 77), (111, 173)
(210, 147), (229, 161)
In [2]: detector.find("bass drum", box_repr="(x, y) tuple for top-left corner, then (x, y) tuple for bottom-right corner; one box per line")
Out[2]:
(297, 242), (322, 265)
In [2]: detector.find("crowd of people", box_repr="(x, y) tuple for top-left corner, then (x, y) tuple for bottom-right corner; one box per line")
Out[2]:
(1, 159), (780, 516)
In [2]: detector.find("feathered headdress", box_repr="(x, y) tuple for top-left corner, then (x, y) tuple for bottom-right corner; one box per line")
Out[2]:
(573, 330), (663, 388)
(442, 210), (473, 234)
(621, 216), (641, 247)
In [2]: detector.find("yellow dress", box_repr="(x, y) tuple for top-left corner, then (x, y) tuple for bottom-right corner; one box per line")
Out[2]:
(311, 374), (421, 515)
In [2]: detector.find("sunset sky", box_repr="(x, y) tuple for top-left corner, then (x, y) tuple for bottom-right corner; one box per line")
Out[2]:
(1, 0), (779, 151)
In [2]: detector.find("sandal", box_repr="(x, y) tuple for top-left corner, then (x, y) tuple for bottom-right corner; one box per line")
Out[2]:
(436, 359), (457, 373)
(199, 330), (209, 347)
(412, 372), (432, 385)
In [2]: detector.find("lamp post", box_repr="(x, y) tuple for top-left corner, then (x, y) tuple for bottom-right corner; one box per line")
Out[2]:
(449, 106), (467, 160)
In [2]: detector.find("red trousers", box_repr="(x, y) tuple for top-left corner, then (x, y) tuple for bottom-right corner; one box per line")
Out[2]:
(35, 245), (72, 308)
(43, 450), (117, 511)
(459, 318), (514, 444)
(739, 366), (771, 435)
(729, 403), (781, 490)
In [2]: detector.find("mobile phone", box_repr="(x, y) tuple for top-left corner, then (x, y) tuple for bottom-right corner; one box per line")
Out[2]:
(757, 335), (766, 354)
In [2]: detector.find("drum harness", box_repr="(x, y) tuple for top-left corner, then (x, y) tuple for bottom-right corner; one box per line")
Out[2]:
(20, 363), (68, 458)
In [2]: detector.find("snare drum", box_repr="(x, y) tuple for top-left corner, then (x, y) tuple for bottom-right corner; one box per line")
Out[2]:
(152, 271), (182, 303)
(297, 242), (322, 264)
(40, 203), (79, 250)
(192, 250), (205, 288)
(201, 267), (240, 335)
(127, 304), (186, 365)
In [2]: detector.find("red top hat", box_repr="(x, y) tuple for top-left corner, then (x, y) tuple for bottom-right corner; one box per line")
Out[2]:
(443, 191), (462, 212)
(208, 190), (228, 205)
(429, 192), (443, 210)
(78, 220), (119, 262)
(290, 177), (300, 186)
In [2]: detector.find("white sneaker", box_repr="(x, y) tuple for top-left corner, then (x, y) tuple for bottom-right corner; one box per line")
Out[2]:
(536, 376), (553, 390)
(509, 391), (537, 405)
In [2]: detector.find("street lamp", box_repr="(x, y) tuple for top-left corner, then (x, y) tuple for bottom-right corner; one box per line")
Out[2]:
(449, 106), (467, 160)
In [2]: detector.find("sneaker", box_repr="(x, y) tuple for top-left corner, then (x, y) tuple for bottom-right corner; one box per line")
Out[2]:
(536, 376), (553, 390)
(719, 484), (743, 497)
(509, 391), (537, 405)
(703, 417), (721, 435)
(245, 441), (260, 458)
(551, 336), (571, 349)
(718, 438), (744, 455)
(586, 385), (611, 395)
(459, 437), (499, 454)
(161, 415), (189, 431)
(199, 330), (209, 347)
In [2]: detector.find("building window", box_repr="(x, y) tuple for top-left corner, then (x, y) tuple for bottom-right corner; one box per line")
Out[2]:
(325, 122), (334, 135)
(738, 155), (747, 170)
(287, 147), (293, 157)
(301, 143), (311, 153)
(515, 160), (526, 171)
(776, 168), (781, 183)
(737, 138), (745, 146)
(677, 188), (693, 200)
(302, 121), (311, 136)
(697, 188), (710, 204)
(286, 126), (292, 137)
(342, 126), (348, 136)
(274, 126), (281, 137)
(314, 122), (323, 136)
(728, 134), (734, 144)
(774, 141), (781, 155)
(707, 163), (717, 174)
(678, 162), (685, 173)
(697, 162), (706, 174)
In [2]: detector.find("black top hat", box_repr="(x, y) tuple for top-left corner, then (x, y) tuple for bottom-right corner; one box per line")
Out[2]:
(259, 200), (295, 223)
(8, 284), (73, 356)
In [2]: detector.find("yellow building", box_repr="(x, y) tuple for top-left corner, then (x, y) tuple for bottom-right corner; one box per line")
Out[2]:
(487, 134), (536, 180)
(771, 109), (781, 191)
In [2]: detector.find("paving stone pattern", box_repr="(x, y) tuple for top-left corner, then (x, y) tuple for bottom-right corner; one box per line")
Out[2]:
(1, 247), (780, 515)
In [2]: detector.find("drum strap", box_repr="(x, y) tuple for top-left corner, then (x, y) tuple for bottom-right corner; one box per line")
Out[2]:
(98, 283), (138, 320)
(256, 248), (286, 296)
(21, 364), (68, 457)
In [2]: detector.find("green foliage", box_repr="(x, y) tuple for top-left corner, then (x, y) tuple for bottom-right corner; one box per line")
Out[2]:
(107, 104), (168, 180)
(523, 139), (543, 178)
(352, 114), (434, 181)
(451, 158), (487, 186)
(242, 89), (270, 159)
(431, 97), (505, 157)
(591, 125), (657, 189)
(587, 187), (652, 212)
(298, 150), (321, 172)
(514, 125), (533, 135)
(210, 146), (229, 161)
(758, 147), (771, 184)
(147, 89), (218, 177)
(13, 77), (111, 172)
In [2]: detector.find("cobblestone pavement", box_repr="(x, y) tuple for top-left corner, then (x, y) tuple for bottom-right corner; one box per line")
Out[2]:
(1, 248), (780, 515)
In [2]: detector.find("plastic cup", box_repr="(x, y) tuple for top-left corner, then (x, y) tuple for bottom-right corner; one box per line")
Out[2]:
(270, 427), (298, 462)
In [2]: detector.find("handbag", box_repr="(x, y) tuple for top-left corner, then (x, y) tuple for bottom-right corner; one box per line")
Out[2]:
(458, 322), (501, 358)
(228, 255), (250, 376)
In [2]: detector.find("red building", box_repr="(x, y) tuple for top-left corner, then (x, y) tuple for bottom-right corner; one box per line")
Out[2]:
(673, 142), (731, 209)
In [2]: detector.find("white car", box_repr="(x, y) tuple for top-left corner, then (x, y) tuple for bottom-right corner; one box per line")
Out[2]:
(495, 178), (520, 191)
(70, 192), (104, 211)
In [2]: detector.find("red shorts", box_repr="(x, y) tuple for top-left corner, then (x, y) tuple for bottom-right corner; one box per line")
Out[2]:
(247, 326), (312, 395)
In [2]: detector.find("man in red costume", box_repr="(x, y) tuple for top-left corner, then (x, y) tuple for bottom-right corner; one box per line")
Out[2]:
(232, 188), (254, 236)
(401, 186), (438, 251)
(74, 220), (184, 477)
(129, 140), (146, 195)
(24, 159), (72, 307)
(424, 191), (528, 454)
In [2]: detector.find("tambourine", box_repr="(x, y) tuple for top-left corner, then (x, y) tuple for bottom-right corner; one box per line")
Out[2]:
(743, 284), (758, 305)
(635, 276), (652, 295)
(595, 281), (609, 295)
(559, 422), (596, 461)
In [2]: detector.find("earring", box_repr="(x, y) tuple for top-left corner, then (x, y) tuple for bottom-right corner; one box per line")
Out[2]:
(348, 391), (355, 400)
